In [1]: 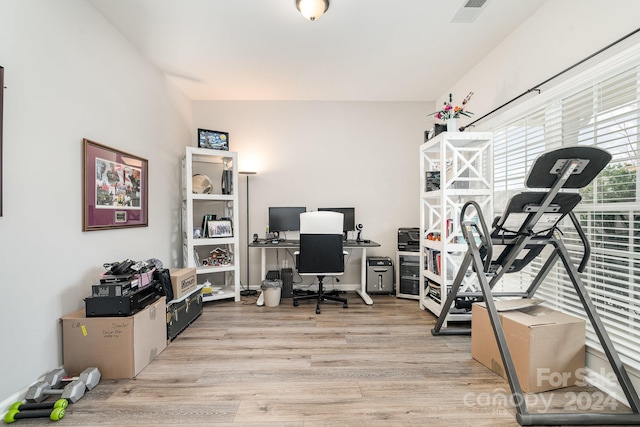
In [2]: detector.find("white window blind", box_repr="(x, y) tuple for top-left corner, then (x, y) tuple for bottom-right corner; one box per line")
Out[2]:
(486, 52), (640, 371)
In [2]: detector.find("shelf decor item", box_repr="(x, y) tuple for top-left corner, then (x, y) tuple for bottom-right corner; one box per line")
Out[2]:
(82, 139), (148, 231)
(207, 219), (233, 238)
(431, 92), (474, 132)
(198, 128), (229, 151)
(192, 174), (213, 194)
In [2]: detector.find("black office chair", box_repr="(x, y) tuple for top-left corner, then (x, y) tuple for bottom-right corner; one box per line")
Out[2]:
(293, 211), (348, 314)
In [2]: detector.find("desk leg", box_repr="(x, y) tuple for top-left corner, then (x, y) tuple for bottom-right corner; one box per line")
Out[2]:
(260, 248), (266, 282)
(355, 247), (373, 305)
(256, 248), (267, 306)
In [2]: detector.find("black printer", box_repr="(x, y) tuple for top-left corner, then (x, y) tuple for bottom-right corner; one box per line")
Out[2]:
(397, 227), (420, 252)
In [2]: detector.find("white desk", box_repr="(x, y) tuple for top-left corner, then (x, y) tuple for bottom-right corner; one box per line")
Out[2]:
(249, 240), (381, 305)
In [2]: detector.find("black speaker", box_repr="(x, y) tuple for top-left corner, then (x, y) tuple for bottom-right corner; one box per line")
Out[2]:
(221, 170), (232, 195)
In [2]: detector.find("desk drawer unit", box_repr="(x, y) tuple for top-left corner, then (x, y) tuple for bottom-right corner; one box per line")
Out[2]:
(166, 287), (203, 342)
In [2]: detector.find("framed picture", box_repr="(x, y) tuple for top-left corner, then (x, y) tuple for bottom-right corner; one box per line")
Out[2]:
(207, 219), (233, 238)
(82, 138), (148, 231)
(198, 128), (229, 151)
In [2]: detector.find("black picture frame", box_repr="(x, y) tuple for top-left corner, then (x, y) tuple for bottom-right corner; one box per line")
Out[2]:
(198, 128), (229, 151)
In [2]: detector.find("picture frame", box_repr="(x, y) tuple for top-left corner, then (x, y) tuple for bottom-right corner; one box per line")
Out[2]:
(82, 138), (148, 231)
(198, 128), (229, 151)
(207, 219), (233, 238)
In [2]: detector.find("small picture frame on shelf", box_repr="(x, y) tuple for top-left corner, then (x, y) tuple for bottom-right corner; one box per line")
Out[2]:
(198, 128), (229, 151)
(207, 219), (233, 238)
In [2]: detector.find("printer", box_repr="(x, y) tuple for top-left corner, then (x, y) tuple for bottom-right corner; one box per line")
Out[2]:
(397, 227), (420, 252)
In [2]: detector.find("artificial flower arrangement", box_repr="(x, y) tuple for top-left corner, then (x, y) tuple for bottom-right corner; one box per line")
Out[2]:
(432, 92), (474, 121)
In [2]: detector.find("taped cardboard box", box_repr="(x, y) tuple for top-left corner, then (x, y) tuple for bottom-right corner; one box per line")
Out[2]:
(471, 299), (585, 393)
(169, 268), (197, 300)
(62, 297), (167, 379)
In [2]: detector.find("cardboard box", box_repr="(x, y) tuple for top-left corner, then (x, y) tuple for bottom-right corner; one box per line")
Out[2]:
(471, 300), (585, 393)
(169, 268), (197, 300)
(62, 297), (167, 379)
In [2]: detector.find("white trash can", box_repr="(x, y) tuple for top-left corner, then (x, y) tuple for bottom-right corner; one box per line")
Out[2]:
(261, 279), (282, 307)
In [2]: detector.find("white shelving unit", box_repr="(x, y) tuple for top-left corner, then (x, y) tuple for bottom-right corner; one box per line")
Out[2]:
(419, 132), (493, 323)
(182, 147), (240, 302)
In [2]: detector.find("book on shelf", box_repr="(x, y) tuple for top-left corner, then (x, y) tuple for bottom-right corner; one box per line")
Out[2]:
(425, 249), (441, 275)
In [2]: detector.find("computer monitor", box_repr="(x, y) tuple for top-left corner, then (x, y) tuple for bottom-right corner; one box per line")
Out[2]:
(318, 207), (355, 232)
(268, 207), (306, 232)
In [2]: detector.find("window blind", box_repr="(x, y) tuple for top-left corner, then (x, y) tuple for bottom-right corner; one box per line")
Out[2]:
(485, 51), (640, 371)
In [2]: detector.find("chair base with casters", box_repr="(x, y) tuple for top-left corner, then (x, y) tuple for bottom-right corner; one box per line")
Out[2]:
(293, 276), (348, 314)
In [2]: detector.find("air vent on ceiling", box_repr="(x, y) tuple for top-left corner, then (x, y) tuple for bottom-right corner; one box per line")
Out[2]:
(464, 0), (487, 8)
(451, 0), (489, 23)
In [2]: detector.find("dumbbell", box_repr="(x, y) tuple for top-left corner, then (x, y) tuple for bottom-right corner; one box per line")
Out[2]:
(25, 380), (85, 403)
(3, 407), (65, 423)
(9, 398), (68, 412)
(44, 367), (101, 391)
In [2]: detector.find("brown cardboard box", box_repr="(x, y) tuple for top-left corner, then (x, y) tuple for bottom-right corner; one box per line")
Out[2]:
(62, 297), (167, 379)
(471, 300), (585, 393)
(169, 268), (197, 300)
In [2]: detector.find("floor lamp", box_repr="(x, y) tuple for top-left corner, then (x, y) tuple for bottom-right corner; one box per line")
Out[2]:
(239, 171), (257, 296)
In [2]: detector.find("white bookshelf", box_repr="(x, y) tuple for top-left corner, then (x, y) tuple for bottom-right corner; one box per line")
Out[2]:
(419, 132), (493, 324)
(182, 147), (240, 302)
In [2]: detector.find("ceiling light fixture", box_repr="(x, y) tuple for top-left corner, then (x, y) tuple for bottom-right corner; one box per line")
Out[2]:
(296, 0), (329, 21)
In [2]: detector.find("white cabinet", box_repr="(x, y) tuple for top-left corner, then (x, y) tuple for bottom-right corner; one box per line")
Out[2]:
(419, 132), (492, 322)
(182, 147), (240, 302)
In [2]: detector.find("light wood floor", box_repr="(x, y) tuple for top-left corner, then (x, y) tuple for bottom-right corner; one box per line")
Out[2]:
(23, 293), (635, 425)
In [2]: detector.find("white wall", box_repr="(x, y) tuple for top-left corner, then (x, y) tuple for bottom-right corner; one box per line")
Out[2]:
(193, 101), (427, 288)
(0, 0), (191, 403)
(441, 0), (640, 127)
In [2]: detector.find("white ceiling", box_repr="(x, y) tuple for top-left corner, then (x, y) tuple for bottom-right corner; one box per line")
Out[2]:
(87, 0), (547, 102)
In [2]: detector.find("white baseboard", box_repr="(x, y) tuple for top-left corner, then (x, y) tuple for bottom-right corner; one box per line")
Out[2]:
(584, 348), (640, 407)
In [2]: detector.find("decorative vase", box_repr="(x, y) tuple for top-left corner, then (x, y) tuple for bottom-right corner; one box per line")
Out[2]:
(446, 118), (457, 132)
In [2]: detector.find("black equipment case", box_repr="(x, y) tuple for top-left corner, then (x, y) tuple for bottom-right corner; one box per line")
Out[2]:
(166, 287), (203, 342)
(85, 281), (162, 317)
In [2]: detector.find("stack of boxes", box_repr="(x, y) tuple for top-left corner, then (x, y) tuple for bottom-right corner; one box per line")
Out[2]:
(61, 267), (203, 380)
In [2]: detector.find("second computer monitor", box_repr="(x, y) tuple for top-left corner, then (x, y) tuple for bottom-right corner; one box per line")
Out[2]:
(318, 207), (355, 232)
